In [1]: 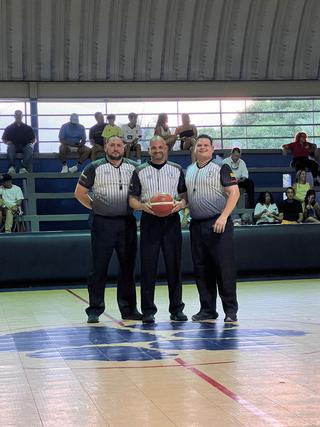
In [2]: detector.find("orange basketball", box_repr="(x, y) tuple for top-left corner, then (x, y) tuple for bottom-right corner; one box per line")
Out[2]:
(149, 193), (174, 217)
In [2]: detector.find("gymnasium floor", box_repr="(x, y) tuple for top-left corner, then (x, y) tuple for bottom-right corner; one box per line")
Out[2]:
(0, 280), (319, 427)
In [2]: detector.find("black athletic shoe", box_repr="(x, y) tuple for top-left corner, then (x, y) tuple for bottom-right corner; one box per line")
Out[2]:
(142, 314), (155, 324)
(191, 311), (219, 322)
(224, 314), (238, 323)
(122, 311), (143, 321)
(87, 314), (99, 324)
(170, 312), (188, 321)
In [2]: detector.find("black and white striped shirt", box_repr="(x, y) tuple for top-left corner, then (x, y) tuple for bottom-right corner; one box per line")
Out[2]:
(129, 161), (186, 202)
(78, 158), (137, 216)
(186, 161), (237, 219)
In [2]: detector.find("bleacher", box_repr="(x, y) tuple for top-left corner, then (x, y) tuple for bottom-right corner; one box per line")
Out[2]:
(0, 149), (296, 232)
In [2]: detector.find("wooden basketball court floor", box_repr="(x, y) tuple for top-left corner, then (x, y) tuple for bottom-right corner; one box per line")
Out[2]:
(0, 279), (319, 427)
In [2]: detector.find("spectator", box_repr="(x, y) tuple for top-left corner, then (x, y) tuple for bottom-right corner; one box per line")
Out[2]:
(279, 187), (303, 224)
(89, 112), (106, 161)
(282, 132), (320, 186)
(2, 110), (35, 174)
(101, 114), (123, 143)
(240, 212), (253, 225)
(293, 169), (311, 204)
(154, 113), (176, 150)
(0, 174), (24, 233)
(222, 147), (255, 208)
(254, 191), (281, 225)
(122, 113), (142, 164)
(175, 113), (197, 160)
(303, 189), (320, 223)
(59, 113), (90, 173)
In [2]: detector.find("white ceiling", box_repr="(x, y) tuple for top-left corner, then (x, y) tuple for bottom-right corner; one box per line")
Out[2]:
(1, 0), (320, 82)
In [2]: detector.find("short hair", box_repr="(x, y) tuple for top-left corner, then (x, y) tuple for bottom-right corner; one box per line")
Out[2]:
(95, 111), (103, 117)
(128, 112), (137, 118)
(232, 147), (241, 154)
(105, 135), (123, 144)
(149, 135), (166, 146)
(286, 186), (295, 193)
(107, 114), (116, 120)
(196, 134), (213, 145)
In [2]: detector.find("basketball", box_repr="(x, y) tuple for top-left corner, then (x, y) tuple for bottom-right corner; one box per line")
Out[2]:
(149, 193), (174, 217)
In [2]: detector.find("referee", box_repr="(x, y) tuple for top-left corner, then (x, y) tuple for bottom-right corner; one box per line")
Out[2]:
(185, 135), (240, 322)
(74, 136), (142, 323)
(129, 136), (188, 324)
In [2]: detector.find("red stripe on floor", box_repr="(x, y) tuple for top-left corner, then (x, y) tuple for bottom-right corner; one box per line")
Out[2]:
(175, 358), (283, 427)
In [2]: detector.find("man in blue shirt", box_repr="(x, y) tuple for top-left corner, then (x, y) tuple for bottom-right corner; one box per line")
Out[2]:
(59, 113), (91, 173)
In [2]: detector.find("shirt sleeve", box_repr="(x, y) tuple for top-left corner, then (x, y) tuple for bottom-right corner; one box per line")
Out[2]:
(177, 169), (187, 194)
(89, 126), (93, 141)
(81, 125), (86, 141)
(59, 124), (66, 140)
(101, 125), (107, 138)
(78, 163), (96, 189)
(129, 170), (142, 197)
(254, 203), (263, 216)
(27, 125), (35, 141)
(240, 160), (249, 179)
(16, 187), (24, 200)
(220, 164), (238, 187)
(297, 201), (303, 213)
(278, 202), (284, 213)
(2, 126), (11, 141)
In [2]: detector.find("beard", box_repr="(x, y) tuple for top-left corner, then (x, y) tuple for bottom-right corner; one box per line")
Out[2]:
(107, 153), (122, 160)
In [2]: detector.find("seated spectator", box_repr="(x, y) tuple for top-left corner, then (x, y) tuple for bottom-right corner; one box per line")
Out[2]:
(303, 189), (320, 223)
(279, 187), (303, 224)
(154, 113), (176, 149)
(0, 174), (24, 233)
(122, 112), (142, 164)
(254, 191), (281, 225)
(59, 113), (91, 173)
(89, 112), (106, 161)
(222, 147), (255, 207)
(2, 110), (35, 174)
(175, 113), (197, 160)
(293, 169), (311, 204)
(101, 114), (123, 143)
(282, 132), (320, 186)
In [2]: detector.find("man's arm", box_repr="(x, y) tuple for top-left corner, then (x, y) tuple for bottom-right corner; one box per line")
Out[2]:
(213, 185), (240, 233)
(129, 195), (154, 214)
(74, 184), (92, 210)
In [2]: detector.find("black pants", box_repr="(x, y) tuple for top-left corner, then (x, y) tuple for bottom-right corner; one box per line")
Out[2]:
(291, 157), (319, 179)
(190, 217), (238, 317)
(238, 178), (255, 208)
(140, 213), (185, 316)
(86, 215), (138, 317)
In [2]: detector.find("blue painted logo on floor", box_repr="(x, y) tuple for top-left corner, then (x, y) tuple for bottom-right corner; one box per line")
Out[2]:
(0, 322), (305, 361)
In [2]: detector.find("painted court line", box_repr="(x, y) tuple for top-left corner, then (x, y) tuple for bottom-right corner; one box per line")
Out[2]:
(25, 360), (235, 371)
(66, 289), (125, 326)
(175, 358), (283, 427)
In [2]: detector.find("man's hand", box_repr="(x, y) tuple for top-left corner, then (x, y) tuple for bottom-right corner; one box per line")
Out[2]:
(142, 202), (155, 215)
(171, 199), (186, 214)
(4, 140), (12, 145)
(213, 214), (228, 234)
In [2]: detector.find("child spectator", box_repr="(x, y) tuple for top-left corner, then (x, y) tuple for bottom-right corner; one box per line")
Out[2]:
(303, 189), (320, 223)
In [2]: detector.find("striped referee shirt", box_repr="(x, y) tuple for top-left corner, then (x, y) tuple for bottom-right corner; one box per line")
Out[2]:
(186, 161), (237, 219)
(78, 158), (137, 216)
(129, 161), (186, 202)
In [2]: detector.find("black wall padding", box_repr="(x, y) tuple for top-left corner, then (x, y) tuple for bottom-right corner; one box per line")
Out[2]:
(0, 225), (318, 286)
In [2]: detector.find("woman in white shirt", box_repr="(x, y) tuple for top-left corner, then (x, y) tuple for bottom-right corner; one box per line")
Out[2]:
(254, 192), (281, 225)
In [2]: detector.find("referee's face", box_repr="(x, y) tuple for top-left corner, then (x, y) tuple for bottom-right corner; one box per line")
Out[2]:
(105, 137), (124, 160)
(149, 139), (168, 163)
(195, 138), (214, 161)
